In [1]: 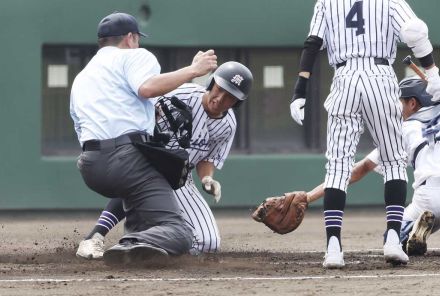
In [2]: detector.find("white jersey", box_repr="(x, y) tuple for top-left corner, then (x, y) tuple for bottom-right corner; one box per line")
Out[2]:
(309, 0), (416, 66)
(368, 117), (440, 232)
(156, 83), (237, 253)
(157, 83), (237, 170)
(317, 0), (411, 191)
(367, 119), (440, 189)
(70, 46), (160, 145)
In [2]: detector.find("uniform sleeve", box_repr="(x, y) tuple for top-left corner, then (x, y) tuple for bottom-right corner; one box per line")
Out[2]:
(403, 120), (425, 167)
(366, 149), (380, 165)
(366, 148), (384, 175)
(124, 49), (161, 98)
(69, 93), (82, 145)
(390, 0), (417, 42)
(204, 114), (237, 170)
(308, 0), (326, 38)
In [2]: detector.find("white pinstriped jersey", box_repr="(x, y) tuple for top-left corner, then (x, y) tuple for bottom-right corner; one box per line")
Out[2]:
(157, 83), (237, 170)
(155, 83), (237, 253)
(309, 0), (417, 66)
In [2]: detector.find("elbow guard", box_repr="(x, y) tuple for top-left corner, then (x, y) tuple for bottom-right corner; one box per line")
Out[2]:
(299, 35), (323, 73)
(400, 18), (433, 58)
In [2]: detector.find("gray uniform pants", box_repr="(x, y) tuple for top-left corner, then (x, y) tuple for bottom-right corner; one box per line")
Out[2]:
(78, 144), (193, 255)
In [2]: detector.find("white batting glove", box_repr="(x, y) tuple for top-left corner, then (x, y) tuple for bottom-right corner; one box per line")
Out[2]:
(290, 98), (306, 126)
(201, 176), (221, 203)
(425, 66), (440, 102)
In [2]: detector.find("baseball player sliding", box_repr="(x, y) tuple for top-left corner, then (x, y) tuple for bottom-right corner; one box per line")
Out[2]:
(76, 62), (253, 259)
(290, 0), (440, 268)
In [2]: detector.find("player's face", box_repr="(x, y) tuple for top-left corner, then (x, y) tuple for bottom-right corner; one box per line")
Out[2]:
(205, 84), (238, 118)
(399, 97), (419, 120)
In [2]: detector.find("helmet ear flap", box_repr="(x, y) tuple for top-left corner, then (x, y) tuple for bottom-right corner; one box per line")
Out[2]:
(206, 76), (215, 91)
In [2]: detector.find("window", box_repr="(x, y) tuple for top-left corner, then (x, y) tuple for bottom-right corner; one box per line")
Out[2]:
(43, 44), (432, 156)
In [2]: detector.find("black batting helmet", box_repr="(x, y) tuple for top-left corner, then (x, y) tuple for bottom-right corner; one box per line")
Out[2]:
(207, 62), (253, 104)
(399, 77), (433, 107)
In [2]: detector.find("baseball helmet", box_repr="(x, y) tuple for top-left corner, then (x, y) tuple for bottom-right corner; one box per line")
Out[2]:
(207, 62), (253, 102)
(399, 77), (433, 107)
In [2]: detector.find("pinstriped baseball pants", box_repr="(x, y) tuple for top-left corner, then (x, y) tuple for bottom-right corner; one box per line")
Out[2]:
(175, 174), (220, 254)
(324, 58), (408, 192)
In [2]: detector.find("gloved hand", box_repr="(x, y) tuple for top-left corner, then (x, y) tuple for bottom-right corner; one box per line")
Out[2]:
(252, 191), (309, 234)
(290, 98), (306, 125)
(201, 176), (221, 203)
(425, 66), (440, 102)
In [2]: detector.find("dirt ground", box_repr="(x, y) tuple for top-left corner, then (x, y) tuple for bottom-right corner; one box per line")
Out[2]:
(0, 208), (439, 296)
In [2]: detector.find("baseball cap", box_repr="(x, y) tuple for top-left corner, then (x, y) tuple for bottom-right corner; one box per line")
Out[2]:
(97, 12), (147, 38)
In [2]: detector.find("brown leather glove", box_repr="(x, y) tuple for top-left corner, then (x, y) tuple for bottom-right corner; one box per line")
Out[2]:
(252, 191), (308, 234)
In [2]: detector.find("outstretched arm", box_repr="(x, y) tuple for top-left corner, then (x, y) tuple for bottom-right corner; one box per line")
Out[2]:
(305, 157), (378, 204)
(139, 50), (217, 98)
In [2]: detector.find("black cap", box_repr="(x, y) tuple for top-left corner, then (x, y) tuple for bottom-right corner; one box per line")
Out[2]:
(97, 12), (147, 38)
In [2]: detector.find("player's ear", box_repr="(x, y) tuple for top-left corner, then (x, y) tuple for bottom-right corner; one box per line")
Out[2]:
(410, 97), (421, 111)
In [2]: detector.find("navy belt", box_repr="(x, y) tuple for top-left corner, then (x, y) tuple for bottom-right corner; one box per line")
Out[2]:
(336, 58), (389, 69)
(82, 132), (153, 151)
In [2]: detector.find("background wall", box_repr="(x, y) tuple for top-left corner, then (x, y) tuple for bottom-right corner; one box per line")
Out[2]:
(0, 0), (432, 209)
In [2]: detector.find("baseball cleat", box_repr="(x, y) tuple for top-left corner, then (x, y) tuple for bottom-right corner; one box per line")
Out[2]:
(384, 229), (409, 265)
(323, 236), (345, 269)
(407, 211), (435, 256)
(103, 240), (168, 266)
(76, 233), (105, 260)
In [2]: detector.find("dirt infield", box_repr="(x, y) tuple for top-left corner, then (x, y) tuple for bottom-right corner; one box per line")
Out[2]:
(0, 209), (439, 295)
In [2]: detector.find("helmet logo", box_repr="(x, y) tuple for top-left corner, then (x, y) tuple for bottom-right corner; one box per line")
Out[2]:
(231, 75), (244, 86)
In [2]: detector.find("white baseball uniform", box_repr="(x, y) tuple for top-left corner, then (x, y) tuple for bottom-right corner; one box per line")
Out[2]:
(158, 83), (237, 253)
(367, 116), (440, 232)
(308, 0), (421, 191)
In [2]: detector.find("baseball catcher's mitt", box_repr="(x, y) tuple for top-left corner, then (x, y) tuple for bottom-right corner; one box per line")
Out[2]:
(252, 191), (308, 234)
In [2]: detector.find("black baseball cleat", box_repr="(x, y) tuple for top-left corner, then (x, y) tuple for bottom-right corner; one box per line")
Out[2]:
(103, 240), (169, 267)
(407, 211), (435, 256)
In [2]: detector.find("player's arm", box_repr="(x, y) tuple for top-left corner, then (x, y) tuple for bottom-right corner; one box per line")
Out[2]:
(401, 19), (440, 102)
(396, 1), (440, 101)
(139, 50), (217, 98)
(306, 157), (378, 203)
(196, 160), (215, 180)
(290, 0), (326, 125)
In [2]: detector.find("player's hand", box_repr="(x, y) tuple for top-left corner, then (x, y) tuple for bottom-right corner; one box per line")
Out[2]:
(425, 66), (440, 102)
(201, 176), (221, 203)
(290, 98), (306, 126)
(191, 50), (218, 77)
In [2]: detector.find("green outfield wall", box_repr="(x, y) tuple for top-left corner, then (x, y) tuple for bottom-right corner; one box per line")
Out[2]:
(0, 0), (429, 209)
(0, 154), (414, 210)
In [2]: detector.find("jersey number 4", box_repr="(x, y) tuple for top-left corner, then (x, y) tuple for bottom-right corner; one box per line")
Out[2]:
(346, 1), (365, 36)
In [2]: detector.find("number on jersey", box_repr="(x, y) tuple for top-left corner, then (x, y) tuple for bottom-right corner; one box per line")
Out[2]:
(346, 0), (365, 36)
